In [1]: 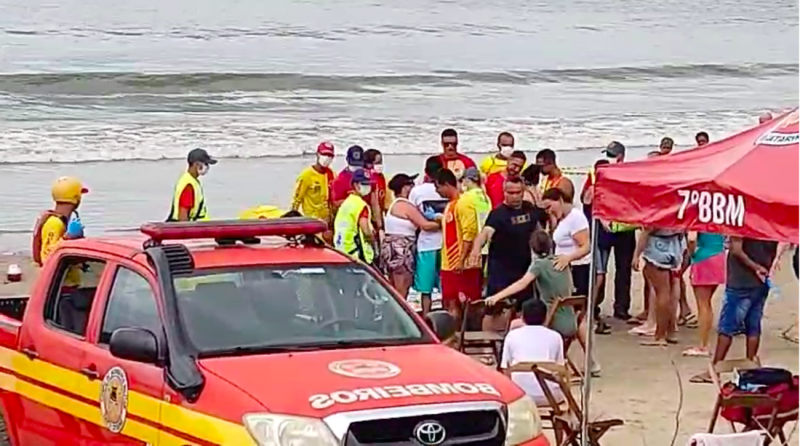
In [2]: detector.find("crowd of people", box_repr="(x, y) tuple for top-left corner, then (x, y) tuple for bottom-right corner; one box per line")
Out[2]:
(31, 111), (796, 398)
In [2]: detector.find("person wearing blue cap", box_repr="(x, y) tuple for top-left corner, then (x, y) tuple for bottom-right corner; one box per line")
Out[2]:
(330, 145), (366, 212)
(333, 168), (376, 265)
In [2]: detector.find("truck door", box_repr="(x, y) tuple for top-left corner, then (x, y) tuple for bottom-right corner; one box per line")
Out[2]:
(79, 262), (166, 445)
(15, 253), (110, 446)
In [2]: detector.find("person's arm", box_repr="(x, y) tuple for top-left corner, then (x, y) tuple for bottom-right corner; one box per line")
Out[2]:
(729, 237), (768, 281)
(632, 229), (652, 271)
(370, 192), (384, 231)
(500, 335), (513, 376)
(469, 226), (496, 265)
(456, 198), (477, 270)
(554, 228), (590, 271)
(487, 272), (536, 305)
(401, 202), (440, 231)
(558, 177), (576, 203)
(358, 208), (375, 243)
(177, 184), (194, 222)
(770, 242), (791, 275)
(290, 172), (309, 212)
(687, 231), (698, 256)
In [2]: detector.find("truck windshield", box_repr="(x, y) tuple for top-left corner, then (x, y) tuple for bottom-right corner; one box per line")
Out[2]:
(172, 264), (431, 357)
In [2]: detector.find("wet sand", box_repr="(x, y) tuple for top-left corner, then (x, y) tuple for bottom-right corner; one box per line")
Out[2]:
(1, 253), (797, 444)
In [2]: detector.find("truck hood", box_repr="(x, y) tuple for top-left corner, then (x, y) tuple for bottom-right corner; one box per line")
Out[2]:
(198, 344), (523, 418)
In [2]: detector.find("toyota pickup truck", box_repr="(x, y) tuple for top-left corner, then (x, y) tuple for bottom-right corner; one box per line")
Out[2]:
(0, 218), (548, 446)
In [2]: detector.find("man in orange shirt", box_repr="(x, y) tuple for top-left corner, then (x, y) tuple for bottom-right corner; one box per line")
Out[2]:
(435, 169), (483, 323)
(535, 148), (574, 202)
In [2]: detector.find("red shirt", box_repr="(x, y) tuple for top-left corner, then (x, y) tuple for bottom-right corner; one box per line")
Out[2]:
(372, 173), (388, 212)
(330, 168), (354, 205)
(178, 184), (194, 210)
(485, 172), (505, 208)
(437, 153), (476, 178)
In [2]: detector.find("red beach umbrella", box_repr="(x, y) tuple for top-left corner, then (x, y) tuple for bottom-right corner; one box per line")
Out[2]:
(593, 108), (799, 242)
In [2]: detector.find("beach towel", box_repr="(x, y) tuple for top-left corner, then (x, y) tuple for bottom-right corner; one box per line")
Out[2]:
(686, 431), (765, 446)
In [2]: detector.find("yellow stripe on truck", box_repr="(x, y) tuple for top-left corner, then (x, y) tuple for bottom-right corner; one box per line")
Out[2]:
(0, 346), (254, 445)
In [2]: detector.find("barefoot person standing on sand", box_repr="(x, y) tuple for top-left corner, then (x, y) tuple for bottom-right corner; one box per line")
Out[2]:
(683, 231), (726, 357)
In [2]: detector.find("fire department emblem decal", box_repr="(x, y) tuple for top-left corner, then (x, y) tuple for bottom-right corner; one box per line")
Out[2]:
(328, 359), (401, 379)
(100, 366), (129, 433)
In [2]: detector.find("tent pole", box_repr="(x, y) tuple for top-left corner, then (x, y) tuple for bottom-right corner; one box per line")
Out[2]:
(580, 217), (599, 446)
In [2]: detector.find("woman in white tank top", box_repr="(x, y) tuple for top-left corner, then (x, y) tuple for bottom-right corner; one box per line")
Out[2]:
(380, 173), (442, 297)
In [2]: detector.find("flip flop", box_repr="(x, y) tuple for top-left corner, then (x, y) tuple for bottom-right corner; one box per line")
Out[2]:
(629, 325), (656, 337)
(682, 346), (710, 357)
(627, 314), (648, 325)
(690, 372), (713, 384)
(678, 313), (697, 328)
(640, 339), (668, 347)
(666, 337), (679, 344)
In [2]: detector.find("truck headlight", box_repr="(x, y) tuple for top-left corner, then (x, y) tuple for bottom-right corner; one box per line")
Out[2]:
(505, 395), (543, 445)
(243, 413), (339, 446)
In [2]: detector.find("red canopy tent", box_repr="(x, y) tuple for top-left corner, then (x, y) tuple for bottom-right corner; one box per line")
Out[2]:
(593, 108), (799, 242)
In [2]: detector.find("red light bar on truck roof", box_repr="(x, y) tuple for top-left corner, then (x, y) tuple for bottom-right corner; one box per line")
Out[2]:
(140, 218), (328, 242)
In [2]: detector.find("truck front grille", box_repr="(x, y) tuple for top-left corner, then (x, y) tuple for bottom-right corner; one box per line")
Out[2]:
(344, 409), (504, 445)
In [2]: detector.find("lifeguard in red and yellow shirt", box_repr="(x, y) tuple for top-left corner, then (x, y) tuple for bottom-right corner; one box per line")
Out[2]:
(434, 169), (482, 323)
(535, 148), (575, 203)
(437, 128), (476, 181)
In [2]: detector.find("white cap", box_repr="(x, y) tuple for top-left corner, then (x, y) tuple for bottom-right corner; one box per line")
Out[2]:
(7, 264), (21, 275)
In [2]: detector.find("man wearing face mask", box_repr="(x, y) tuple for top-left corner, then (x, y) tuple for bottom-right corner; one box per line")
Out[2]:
(330, 145), (366, 212)
(168, 148), (216, 222)
(291, 142), (336, 228)
(364, 148), (387, 230)
(334, 169), (376, 265)
(479, 132), (517, 177)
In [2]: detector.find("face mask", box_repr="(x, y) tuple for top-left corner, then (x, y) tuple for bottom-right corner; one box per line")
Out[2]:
(348, 165), (360, 172)
(318, 155), (333, 167)
(499, 146), (514, 158)
(357, 185), (372, 196)
(372, 164), (384, 174)
(197, 164), (209, 176)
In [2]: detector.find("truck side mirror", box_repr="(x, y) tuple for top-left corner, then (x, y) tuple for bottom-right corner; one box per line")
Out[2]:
(109, 328), (159, 365)
(424, 310), (457, 341)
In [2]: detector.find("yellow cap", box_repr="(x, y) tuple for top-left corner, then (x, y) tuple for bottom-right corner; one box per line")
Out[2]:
(51, 176), (89, 204)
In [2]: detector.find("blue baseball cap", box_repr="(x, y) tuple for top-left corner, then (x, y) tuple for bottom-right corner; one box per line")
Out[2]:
(346, 145), (365, 167)
(351, 168), (371, 185)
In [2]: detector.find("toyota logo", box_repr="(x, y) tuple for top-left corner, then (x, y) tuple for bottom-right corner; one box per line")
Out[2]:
(413, 420), (446, 445)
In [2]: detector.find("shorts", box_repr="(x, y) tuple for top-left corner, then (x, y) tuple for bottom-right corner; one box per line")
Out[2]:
(571, 264), (590, 296)
(690, 252), (726, 286)
(594, 248), (611, 275)
(380, 234), (416, 276)
(643, 234), (686, 270)
(718, 285), (768, 337)
(414, 250), (441, 294)
(441, 269), (483, 306)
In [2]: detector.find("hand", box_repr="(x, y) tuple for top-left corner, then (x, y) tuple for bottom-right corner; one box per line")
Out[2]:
(485, 295), (502, 307)
(632, 256), (642, 272)
(422, 207), (438, 221)
(468, 249), (482, 267)
(600, 220), (611, 231)
(454, 262), (465, 274)
(66, 215), (85, 239)
(553, 255), (570, 271)
(755, 265), (769, 282)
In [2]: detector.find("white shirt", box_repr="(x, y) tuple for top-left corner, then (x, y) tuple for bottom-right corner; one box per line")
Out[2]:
(552, 207), (590, 265)
(409, 182), (445, 252)
(500, 325), (565, 406)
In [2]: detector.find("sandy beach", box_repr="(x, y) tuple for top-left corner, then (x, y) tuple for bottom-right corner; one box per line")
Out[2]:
(2, 249), (796, 445)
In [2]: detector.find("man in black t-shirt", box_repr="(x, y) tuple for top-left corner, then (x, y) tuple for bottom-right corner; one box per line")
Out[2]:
(470, 177), (547, 331)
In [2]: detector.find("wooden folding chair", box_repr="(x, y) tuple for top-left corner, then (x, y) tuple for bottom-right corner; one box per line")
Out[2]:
(545, 295), (587, 382)
(504, 361), (570, 431)
(532, 364), (623, 446)
(456, 300), (505, 369)
(708, 358), (796, 444)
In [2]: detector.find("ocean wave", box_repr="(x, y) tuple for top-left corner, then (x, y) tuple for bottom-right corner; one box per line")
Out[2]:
(0, 63), (795, 95)
(0, 109), (779, 164)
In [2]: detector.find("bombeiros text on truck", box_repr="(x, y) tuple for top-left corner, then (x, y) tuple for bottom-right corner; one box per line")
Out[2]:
(0, 218), (549, 445)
